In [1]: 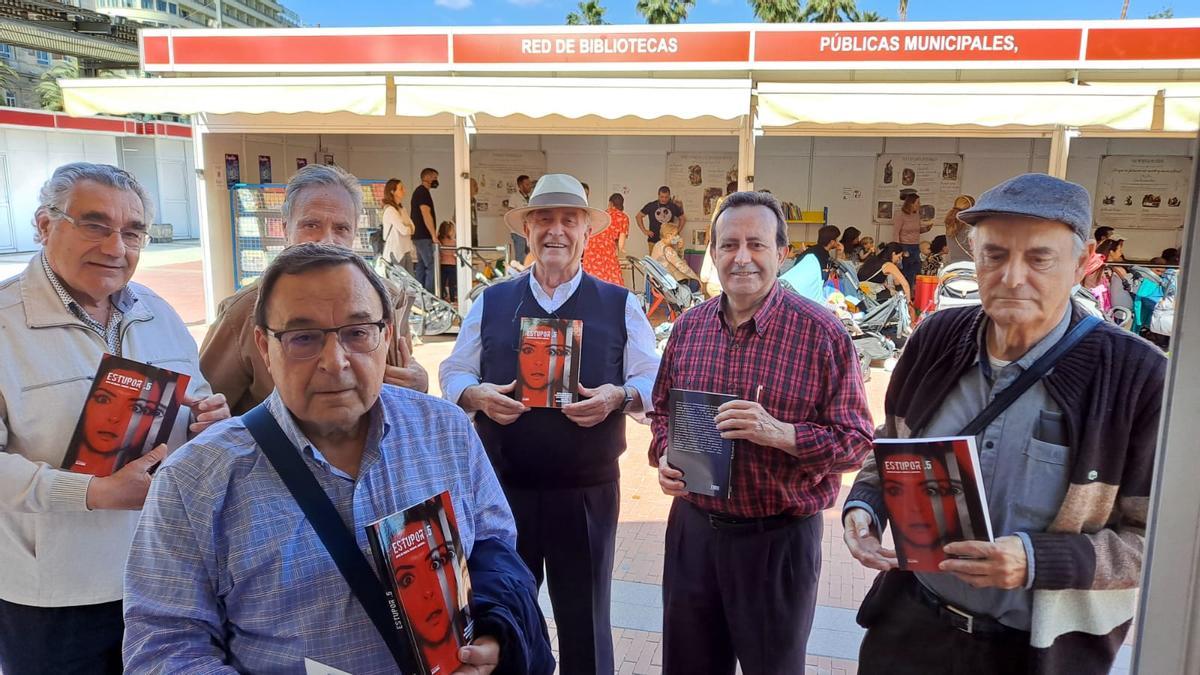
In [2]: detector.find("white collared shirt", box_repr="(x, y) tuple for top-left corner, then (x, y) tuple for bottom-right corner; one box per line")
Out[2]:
(439, 265), (659, 415)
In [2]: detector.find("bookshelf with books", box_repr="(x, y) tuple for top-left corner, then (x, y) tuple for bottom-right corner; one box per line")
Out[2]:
(781, 203), (829, 250)
(229, 180), (387, 289)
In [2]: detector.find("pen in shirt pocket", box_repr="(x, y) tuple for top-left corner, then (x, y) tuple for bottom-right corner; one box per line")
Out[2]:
(753, 384), (764, 404)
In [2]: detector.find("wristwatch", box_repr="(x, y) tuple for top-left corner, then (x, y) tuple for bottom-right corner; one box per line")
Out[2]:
(621, 385), (635, 412)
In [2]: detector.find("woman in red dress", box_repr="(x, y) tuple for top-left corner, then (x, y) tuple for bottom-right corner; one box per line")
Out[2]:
(582, 193), (629, 287)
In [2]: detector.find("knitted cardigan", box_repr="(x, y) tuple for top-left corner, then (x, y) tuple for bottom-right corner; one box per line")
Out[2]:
(847, 304), (1166, 674)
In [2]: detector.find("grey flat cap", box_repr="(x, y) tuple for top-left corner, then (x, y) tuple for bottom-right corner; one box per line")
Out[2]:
(957, 173), (1091, 241)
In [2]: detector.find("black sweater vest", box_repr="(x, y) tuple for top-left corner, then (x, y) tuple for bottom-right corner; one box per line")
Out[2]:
(476, 272), (628, 489)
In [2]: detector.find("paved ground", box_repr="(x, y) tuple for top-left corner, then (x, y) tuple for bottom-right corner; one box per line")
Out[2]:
(0, 242), (1133, 674)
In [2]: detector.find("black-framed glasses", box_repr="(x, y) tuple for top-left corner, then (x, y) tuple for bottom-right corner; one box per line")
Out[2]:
(47, 206), (151, 250)
(266, 320), (388, 360)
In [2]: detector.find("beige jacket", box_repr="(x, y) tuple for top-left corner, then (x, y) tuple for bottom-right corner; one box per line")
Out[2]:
(0, 255), (209, 606)
(199, 277), (417, 416)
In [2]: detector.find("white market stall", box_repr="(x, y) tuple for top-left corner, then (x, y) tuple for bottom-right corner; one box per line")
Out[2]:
(57, 20), (1200, 316)
(54, 20), (1200, 674)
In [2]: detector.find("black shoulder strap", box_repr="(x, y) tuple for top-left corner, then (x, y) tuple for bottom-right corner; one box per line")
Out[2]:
(958, 315), (1101, 437)
(242, 404), (417, 674)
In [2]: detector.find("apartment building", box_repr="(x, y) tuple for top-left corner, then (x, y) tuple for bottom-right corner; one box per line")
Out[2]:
(88, 0), (300, 29)
(0, 46), (73, 110)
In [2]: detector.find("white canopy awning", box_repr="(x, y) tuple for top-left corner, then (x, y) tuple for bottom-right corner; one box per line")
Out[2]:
(1162, 84), (1200, 132)
(61, 76), (388, 117)
(392, 76), (751, 121)
(756, 82), (1162, 131)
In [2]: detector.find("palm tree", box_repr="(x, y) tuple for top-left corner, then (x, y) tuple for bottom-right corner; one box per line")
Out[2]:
(1120, 0), (1129, 18)
(0, 61), (17, 99)
(566, 0), (608, 25)
(855, 9), (885, 21)
(899, 0), (909, 20)
(636, 0), (695, 24)
(36, 59), (79, 112)
(800, 0), (861, 22)
(749, 0), (803, 22)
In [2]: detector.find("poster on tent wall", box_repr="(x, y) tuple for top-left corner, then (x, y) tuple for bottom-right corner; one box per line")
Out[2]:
(1095, 155), (1192, 230)
(665, 152), (738, 227)
(872, 154), (963, 226)
(472, 150), (547, 217)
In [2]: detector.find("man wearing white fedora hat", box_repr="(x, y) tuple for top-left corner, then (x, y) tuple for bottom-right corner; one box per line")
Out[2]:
(441, 173), (660, 674)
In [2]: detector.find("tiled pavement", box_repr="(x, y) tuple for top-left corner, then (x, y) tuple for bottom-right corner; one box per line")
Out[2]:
(2, 244), (1134, 674)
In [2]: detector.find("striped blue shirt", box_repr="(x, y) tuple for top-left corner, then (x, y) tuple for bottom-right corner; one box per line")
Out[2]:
(123, 386), (517, 674)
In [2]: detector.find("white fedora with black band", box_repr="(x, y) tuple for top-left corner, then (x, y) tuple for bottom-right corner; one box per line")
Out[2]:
(503, 173), (610, 236)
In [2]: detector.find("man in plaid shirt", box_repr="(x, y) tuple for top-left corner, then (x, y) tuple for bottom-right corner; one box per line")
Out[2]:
(649, 190), (874, 675)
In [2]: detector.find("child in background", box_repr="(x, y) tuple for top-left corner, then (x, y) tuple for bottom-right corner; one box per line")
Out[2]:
(854, 236), (878, 264)
(437, 220), (457, 302)
(651, 221), (701, 292)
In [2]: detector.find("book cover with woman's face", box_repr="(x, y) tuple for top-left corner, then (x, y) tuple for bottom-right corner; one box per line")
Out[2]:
(876, 438), (989, 572)
(63, 355), (190, 477)
(515, 318), (583, 408)
(379, 492), (473, 675)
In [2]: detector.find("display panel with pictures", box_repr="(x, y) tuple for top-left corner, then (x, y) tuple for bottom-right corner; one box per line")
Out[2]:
(872, 154), (964, 227)
(1095, 155), (1192, 230)
(229, 181), (387, 289)
(665, 151), (738, 223)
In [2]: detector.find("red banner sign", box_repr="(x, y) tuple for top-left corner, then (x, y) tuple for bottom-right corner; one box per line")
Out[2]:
(139, 24), (1200, 71)
(1086, 26), (1200, 61)
(452, 31), (750, 64)
(756, 28), (1083, 62)
(150, 34), (449, 66)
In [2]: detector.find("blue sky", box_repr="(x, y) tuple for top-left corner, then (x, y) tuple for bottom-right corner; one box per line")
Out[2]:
(284, 0), (1200, 27)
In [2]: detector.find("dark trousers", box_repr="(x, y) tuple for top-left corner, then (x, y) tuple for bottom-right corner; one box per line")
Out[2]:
(505, 481), (619, 675)
(0, 598), (124, 675)
(662, 500), (822, 675)
(858, 573), (1032, 675)
(440, 263), (457, 301)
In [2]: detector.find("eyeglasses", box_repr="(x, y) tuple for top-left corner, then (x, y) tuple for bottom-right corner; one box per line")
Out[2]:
(266, 320), (388, 361)
(47, 206), (151, 250)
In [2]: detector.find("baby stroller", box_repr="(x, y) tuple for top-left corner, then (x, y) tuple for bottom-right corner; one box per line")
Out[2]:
(380, 256), (460, 336)
(830, 258), (913, 348)
(1129, 265), (1176, 351)
(630, 255), (703, 322)
(780, 257), (897, 380)
(932, 261), (981, 312)
(453, 245), (512, 303)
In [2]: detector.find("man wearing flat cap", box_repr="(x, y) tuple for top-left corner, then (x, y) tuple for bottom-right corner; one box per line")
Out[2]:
(843, 173), (1165, 674)
(441, 174), (659, 674)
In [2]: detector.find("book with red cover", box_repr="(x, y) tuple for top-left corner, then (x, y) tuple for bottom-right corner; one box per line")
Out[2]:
(874, 437), (993, 572)
(366, 491), (474, 675)
(514, 317), (583, 408)
(61, 354), (191, 477)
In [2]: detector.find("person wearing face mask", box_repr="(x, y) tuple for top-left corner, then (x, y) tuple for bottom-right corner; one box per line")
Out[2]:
(440, 174), (660, 675)
(200, 164), (428, 415)
(651, 221), (700, 292)
(411, 167), (440, 292)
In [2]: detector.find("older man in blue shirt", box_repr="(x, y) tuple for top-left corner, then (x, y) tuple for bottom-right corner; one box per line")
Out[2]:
(124, 243), (552, 674)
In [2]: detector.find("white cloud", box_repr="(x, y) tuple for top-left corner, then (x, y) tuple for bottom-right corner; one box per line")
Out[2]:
(435, 0), (472, 9)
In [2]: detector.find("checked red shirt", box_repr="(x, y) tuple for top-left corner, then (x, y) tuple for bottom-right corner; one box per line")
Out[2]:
(649, 283), (874, 518)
